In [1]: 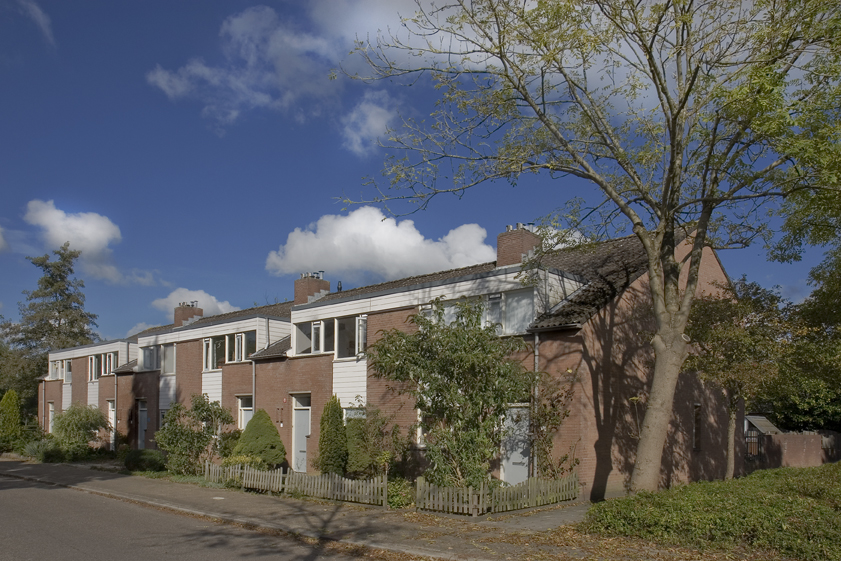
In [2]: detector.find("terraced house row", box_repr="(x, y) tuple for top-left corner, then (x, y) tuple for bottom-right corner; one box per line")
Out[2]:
(39, 225), (739, 499)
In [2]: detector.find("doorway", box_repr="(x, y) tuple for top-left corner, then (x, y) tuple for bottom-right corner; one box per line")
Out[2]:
(137, 400), (148, 450)
(292, 394), (311, 472)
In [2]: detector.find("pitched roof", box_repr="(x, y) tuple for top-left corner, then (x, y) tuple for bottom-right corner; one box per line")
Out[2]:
(250, 335), (291, 360)
(530, 235), (650, 330)
(130, 301), (295, 340)
(113, 359), (138, 374)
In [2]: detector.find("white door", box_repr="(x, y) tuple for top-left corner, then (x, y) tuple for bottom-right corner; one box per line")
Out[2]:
(292, 395), (311, 472)
(107, 400), (116, 450)
(501, 405), (530, 485)
(138, 400), (148, 450)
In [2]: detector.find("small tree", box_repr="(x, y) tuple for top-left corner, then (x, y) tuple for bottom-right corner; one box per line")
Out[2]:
(686, 278), (789, 479)
(232, 409), (286, 467)
(316, 395), (347, 475)
(367, 299), (537, 488)
(0, 390), (22, 444)
(155, 394), (234, 475)
(52, 404), (110, 459)
(345, 405), (410, 479)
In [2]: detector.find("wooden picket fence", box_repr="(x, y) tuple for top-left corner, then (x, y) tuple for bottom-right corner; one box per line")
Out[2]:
(203, 462), (387, 508)
(416, 472), (578, 517)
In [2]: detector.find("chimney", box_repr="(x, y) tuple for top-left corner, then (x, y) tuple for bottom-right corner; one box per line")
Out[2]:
(497, 224), (541, 267)
(174, 301), (203, 327)
(294, 272), (330, 305)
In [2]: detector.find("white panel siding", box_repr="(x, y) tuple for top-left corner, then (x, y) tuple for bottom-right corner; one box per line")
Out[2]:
(202, 371), (223, 404)
(159, 375), (176, 411)
(87, 381), (99, 407)
(49, 340), (129, 362)
(138, 317), (291, 347)
(333, 358), (367, 408)
(61, 383), (71, 412)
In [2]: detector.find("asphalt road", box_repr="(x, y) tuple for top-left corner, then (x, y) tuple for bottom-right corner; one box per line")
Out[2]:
(0, 475), (378, 561)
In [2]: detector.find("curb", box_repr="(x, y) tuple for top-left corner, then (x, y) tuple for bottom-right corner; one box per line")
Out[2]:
(0, 469), (494, 561)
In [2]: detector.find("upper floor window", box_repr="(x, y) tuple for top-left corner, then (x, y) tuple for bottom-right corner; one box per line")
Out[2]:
(295, 316), (366, 358)
(49, 360), (72, 382)
(203, 331), (256, 371)
(161, 344), (175, 375)
(141, 346), (160, 371)
(88, 353), (115, 381)
(422, 289), (535, 336)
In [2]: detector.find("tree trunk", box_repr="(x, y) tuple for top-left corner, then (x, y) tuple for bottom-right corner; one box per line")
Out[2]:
(629, 329), (688, 493)
(726, 406), (736, 480)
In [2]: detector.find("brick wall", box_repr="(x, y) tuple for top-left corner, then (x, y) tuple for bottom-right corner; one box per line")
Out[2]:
(174, 339), (203, 406)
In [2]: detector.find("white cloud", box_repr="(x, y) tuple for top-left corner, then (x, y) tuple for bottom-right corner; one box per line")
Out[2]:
(341, 90), (399, 156)
(266, 206), (496, 282)
(152, 288), (240, 319)
(147, 5), (342, 130)
(16, 0), (55, 47)
(23, 199), (157, 285)
(0, 226), (9, 253)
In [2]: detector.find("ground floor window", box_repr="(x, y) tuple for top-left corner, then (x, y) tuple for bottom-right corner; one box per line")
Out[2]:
(238, 395), (254, 429)
(48, 402), (55, 433)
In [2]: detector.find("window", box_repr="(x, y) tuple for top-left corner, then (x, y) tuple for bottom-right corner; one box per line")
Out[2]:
(486, 293), (503, 334)
(503, 289), (534, 334)
(141, 346), (160, 371)
(162, 344), (175, 375)
(64, 360), (72, 384)
(88, 353), (115, 380)
(203, 336), (225, 370)
(160, 409), (168, 428)
(295, 318), (362, 357)
(295, 322), (312, 354)
(336, 316), (366, 358)
(237, 396), (254, 429)
(48, 402), (55, 433)
(204, 331), (256, 369)
(49, 360), (67, 381)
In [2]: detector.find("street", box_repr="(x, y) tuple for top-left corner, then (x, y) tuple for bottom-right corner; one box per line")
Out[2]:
(0, 475), (379, 561)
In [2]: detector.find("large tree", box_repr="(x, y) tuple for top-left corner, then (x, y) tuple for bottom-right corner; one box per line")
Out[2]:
(0, 243), (99, 412)
(352, 0), (841, 491)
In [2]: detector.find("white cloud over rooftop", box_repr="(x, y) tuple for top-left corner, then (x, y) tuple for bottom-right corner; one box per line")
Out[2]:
(152, 288), (240, 321)
(266, 206), (496, 283)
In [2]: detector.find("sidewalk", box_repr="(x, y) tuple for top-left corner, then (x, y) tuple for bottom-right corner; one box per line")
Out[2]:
(0, 457), (590, 561)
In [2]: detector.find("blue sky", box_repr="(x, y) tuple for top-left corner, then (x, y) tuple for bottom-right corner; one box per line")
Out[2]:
(0, 1), (823, 341)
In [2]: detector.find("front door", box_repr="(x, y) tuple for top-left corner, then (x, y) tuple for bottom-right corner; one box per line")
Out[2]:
(292, 395), (311, 472)
(501, 405), (530, 485)
(137, 400), (148, 450)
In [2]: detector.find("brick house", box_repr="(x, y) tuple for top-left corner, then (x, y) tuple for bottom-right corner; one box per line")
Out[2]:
(40, 225), (737, 499)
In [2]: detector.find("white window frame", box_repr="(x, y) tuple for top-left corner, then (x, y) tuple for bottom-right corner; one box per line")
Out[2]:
(64, 359), (72, 384)
(88, 355), (101, 381)
(161, 344), (176, 375)
(47, 402), (55, 433)
(237, 395), (254, 429)
(141, 346), (160, 371)
(203, 337), (225, 371)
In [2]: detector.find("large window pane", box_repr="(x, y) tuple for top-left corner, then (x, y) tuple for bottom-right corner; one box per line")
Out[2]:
(336, 317), (357, 358)
(505, 290), (534, 334)
(295, 323), (312, 354)
(162, 344), (175, 374)
(244, 331), (256, 357)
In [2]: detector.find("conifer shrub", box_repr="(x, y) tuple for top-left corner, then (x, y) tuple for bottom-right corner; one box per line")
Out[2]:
(316, 396), (346, 475)
(231, 409), (285, 467)
(125, 449), (166, 472)
(0, 390), (22, 450)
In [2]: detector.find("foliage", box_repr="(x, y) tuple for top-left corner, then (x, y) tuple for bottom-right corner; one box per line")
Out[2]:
(52, 403), (110, 459)
(531, 373), (578, 479)
(583, 462), (841, 561)
(0, 243), (99, 413)
(216, 428), (242, 459)
(353, 0), (841, 492)
(124, 449), (166, 472)
(367, 299), (536, 488)
(0, 389), (22, 443)
(345, 405), (411, 479)
(232, 409), (286, 467)
(23, 438), (63, 463)
(316, 395), (347, 475)
(221, 454), (268, 470)
(387, 477), (415, 509)
(154, 394), (235, 475)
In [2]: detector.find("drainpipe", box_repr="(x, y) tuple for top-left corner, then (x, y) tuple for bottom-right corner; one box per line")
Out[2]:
(251, 359), (256, 412)
(42, 381), (46, 431)
(531, 332), (540, 478)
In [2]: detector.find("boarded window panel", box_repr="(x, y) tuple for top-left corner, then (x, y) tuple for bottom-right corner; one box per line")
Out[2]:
(505, 290), (534, 334)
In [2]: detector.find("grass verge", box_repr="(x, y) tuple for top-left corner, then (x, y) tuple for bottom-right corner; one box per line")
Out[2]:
(582, 462), (841, 561)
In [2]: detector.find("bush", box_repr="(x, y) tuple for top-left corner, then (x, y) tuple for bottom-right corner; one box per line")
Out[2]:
(232, 410), (285, 467)
(221, 454), (268, 470)
(345, 406), (410, 479)
(52, 404), (110, 458)
(217, 429), (242, 459)
(0, 390), (22, 444)
(387, 477), (414, 509)
(124, 449), (166, 472)
(583, 463), (841, 561)
(154, 394), (235, 475)
(24, 439), (63, 463)
(316, 396), (346, 475)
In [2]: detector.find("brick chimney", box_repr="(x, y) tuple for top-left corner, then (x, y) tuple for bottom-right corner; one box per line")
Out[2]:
(174, 301), (203, 327)
(497, 223), (541, 267)
(294, 272), (330, 305)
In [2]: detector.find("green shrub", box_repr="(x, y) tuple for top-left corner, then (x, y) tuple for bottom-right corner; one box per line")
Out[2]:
(316, 396), (347, 475)
(387, 477), (414, 509)
(24, 439), (63, 463)
(217, 428), (242, 459)
(345, 406), (410, 479)
(583, 463), (841, 561)
(124, 449), (166, 472)
(232, 410), (285, 467)
(52, 404), (110, 458)
(221, 454), (268, 470)
(154, 394), (235, 475)
(0, 390), (22, 443)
